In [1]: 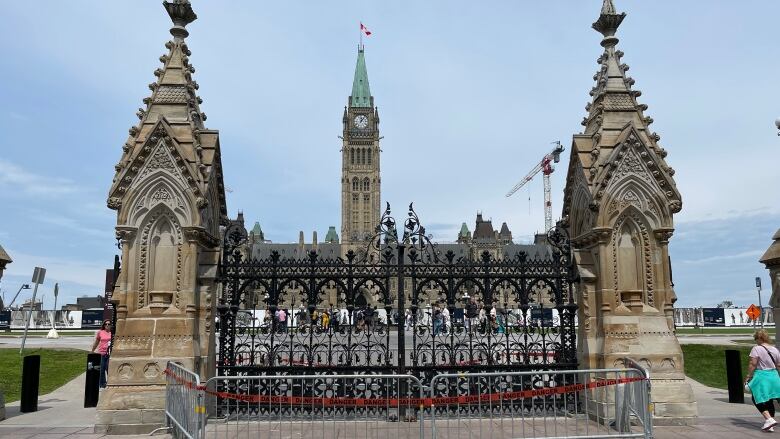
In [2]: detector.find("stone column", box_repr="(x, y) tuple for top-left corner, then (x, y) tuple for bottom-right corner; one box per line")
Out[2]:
(760, 229), (780, 342)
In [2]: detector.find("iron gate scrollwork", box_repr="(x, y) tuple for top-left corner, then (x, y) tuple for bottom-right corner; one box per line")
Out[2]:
(216, 203), (578, 417)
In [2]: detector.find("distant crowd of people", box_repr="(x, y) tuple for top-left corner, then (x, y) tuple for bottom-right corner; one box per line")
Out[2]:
(263, 304), (383, 332)
(258, 297), (540, 336)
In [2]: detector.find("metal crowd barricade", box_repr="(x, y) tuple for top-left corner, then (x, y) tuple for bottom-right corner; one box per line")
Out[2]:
(202, 374), (425, 439)
(428, 367), (652, 439)
(164, 361), (206, 439)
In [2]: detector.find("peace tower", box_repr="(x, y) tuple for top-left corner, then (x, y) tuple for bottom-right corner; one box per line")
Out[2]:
(341, 46), (381, 250)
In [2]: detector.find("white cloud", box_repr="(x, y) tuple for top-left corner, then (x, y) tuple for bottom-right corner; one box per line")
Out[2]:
(2, 249), (106, 290)
(31, 211), (110, 239)
(8, 111), (29, 121)
(0, 159), (80, 196)
(678, 249), (764, 265)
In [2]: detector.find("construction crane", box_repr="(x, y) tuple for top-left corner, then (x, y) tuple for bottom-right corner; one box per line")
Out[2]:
(505, 141), (565, 232)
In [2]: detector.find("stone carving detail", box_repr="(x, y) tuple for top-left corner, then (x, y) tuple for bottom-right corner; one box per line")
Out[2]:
(117, 363), (134, 381)
(611, 210), (654, 307)
(613, 147), (649, 183)
(137, 142), (181, 182)
(154, 86), (188, 104)
(137, 208), (183, 310)
(143, 362), (161, 379)
(608, 189), (641, 216)
(151, 187), (173, 204)
(113, 335), (152, 352)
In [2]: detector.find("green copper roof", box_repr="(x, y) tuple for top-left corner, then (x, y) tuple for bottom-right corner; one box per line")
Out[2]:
(325, 226), (339, 243)
(350, 48), (372, 108)
(458, 223), (470, 237)
(251, 222), (263, 238)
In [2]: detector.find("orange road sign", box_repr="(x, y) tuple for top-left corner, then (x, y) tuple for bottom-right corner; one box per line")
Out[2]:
(747, 304), (761, 320)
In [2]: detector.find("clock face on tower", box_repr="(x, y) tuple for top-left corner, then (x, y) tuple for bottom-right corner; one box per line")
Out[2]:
(354, 115), (369, 129)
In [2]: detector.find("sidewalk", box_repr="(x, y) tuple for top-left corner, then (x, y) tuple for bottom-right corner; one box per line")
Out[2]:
(0, 373), (169, 438)
(649, 378), (764, 438)
(0, 373), (768, 438)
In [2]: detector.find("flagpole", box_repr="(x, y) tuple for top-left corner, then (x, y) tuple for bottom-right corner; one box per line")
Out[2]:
(359, 22), (362, 49)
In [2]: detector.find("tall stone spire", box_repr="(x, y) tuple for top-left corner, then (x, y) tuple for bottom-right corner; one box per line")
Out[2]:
(99, 0), (226, 432)
(350, 47), (372, 107)
(108, 0), (225, 217)
(561, 0), (696, 423)
(341, 46), (380, 249)
(564, 0), (680, 219)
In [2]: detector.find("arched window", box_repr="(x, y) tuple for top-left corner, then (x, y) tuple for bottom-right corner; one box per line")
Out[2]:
(360, 148), (366, 165)
(350, 148), (355, 165)
(367, 148), (372, 165)
(352, 178), (359, 191)
(362, 178), (370, 192)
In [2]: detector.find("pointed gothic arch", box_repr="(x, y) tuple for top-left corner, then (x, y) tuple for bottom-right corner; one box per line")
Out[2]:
(610, 206), (655, 308)
(135, 204), (184, 311)
(602, 174), (666, 229)
(126, 172), (194, 228)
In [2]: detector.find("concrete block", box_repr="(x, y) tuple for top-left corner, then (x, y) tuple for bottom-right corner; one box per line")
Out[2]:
(653, 401), (699, 419)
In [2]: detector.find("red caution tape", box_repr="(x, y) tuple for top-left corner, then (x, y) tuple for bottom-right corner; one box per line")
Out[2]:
(164, 368), (644, 408)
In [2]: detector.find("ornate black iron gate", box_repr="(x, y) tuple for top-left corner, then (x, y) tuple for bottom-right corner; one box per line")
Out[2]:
(216, 204), (577, 414)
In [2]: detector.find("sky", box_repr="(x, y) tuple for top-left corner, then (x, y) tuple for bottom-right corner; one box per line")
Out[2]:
(0, 1), (778, 309)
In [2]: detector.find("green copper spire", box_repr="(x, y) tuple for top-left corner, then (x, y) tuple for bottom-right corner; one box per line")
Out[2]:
(325, 226), (339, 243)
(350, 47), (372, 108)
(250, 222), (264, 240)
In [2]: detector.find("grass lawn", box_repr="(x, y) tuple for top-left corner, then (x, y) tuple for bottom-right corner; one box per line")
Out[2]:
(681, 344), (751, 389)
(676, 327), (767, 335)
(0, 331), (95, 337)
(0, 348), (87, 403)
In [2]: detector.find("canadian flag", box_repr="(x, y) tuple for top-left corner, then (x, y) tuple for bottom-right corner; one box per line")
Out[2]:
(360, 22), (372, 36)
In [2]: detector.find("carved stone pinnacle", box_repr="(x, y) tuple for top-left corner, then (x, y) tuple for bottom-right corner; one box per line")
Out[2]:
(592, 0), (626, 45)
(163, 1), (197, 40)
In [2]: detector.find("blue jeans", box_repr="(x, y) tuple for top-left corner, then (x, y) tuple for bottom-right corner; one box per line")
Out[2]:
(99, 354), (109, 388)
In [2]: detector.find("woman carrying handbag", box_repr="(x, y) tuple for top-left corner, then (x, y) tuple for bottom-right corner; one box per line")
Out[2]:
(745, 329), (780, 431)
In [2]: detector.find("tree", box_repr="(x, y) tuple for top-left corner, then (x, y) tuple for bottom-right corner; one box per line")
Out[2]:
(717, 300), (733, 309)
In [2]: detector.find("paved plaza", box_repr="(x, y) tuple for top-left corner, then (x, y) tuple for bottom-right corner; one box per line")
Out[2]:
(0, 359), (769, 438)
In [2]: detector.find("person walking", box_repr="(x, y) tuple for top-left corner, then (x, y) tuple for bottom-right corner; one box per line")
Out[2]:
(465, 297), (478, 332)
(321, 310), (330, 330)
(91, 320), (113, 389)
(277, 308), (287, 331)
(745, 329), (780, 431)
(441, 306), (451, 335)
(478, 306), (487, 333)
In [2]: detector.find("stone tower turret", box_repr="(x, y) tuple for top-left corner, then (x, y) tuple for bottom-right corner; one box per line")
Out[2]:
(341, 46), (381, 251)
(100, 0), (227, 432)
(562, 0), (695, 423)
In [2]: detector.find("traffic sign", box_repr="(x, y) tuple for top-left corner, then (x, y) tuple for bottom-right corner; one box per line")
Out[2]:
(746, 304), (761, 320)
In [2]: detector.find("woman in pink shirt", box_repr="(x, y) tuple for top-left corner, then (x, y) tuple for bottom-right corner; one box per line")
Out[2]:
(745, 329), (780, 431)
(91, 320), (112, 388)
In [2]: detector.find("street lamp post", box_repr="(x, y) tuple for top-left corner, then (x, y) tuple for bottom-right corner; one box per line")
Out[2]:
(8, 284), (31, 309)
(757, 277), (764, 328)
